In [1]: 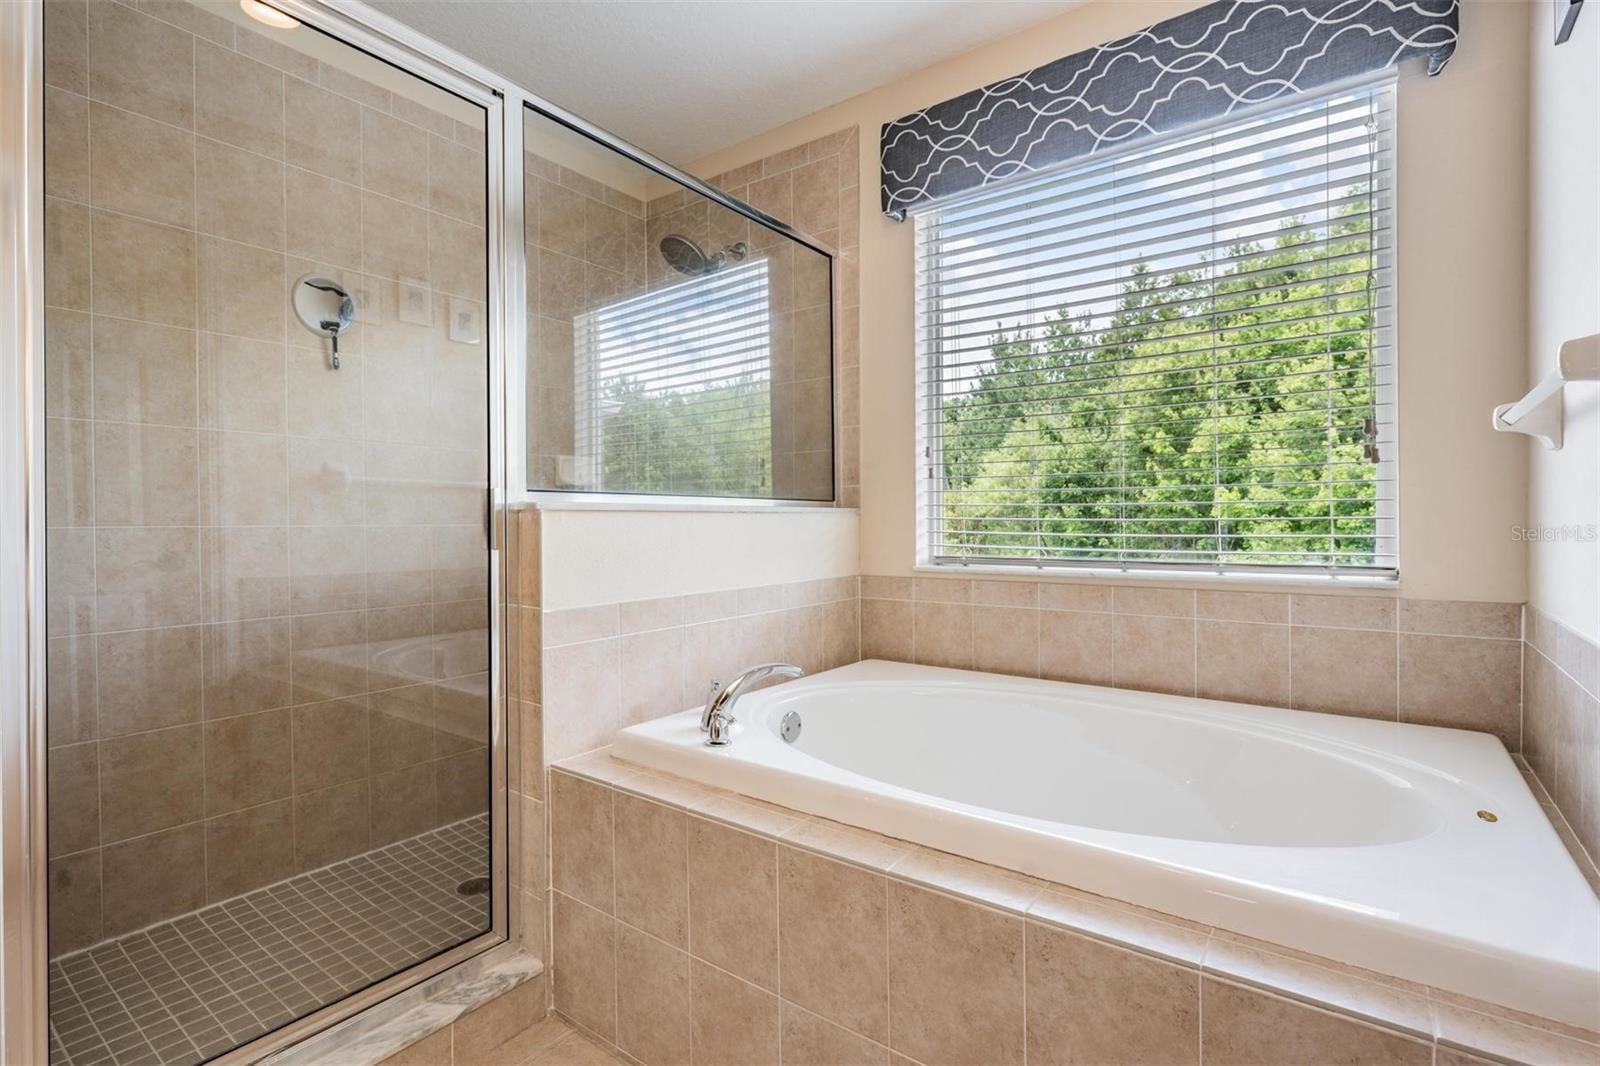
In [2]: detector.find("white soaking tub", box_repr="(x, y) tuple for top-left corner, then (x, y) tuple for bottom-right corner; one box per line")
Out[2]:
(612, 659), (1600, 1030)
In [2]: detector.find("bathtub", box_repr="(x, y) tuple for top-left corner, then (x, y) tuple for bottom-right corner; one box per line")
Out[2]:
(612, 659), (1600, 1030)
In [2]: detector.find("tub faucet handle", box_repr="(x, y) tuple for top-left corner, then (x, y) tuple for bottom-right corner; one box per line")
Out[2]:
(699, 681), (722, 732)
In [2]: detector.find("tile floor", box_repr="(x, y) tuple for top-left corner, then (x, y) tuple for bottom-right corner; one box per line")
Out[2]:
(49, 816), (490, 1066)
(517, 1016), (629, 1066)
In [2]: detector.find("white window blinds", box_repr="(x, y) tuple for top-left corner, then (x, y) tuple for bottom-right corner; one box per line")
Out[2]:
(915, 80), (1397, 575)
(575, 259), (773, 496)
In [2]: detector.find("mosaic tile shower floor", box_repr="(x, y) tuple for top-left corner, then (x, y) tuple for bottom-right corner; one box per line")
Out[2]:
(48, 815), (490, 1066)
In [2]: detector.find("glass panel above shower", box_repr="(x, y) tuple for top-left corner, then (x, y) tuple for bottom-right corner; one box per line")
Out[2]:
(41, 2), (495, 1061)
(523, 105), (836, 502)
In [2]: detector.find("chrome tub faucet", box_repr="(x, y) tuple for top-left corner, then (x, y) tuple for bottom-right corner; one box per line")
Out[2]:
(700, 662), (804, 746)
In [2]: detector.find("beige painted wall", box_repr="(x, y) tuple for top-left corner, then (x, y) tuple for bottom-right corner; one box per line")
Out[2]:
(1526, 2), (1600, 643)
(690, 0), (1533, 604)
(538, 508), (857, 610)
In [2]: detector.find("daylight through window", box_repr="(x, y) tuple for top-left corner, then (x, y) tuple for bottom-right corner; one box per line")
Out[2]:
(915, 80), (1399, 574)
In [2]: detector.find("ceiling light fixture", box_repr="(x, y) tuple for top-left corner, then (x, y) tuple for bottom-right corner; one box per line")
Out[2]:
(240, 0), (300, 29)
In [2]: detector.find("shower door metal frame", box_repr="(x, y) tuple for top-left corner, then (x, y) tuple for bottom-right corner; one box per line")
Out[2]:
(2, 0), (517, 1061)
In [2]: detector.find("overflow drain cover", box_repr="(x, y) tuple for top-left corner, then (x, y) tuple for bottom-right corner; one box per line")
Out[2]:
(456, 877), (491, 896)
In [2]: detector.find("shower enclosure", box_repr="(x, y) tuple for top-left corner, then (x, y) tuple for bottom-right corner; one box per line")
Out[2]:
(33, 1), (503, 1061)
(3, 0), (835, 1061)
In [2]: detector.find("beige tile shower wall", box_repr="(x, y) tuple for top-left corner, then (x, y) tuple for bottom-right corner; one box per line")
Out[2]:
(701, 127), (861, 506)
(1523, 609), (1600, 881)
(506, 511), (548, 967)
(548, 762), (1600, 1066)
(861, 577), (1525, 745)
(42, 0), (490, 955)
(522, 148), (649, 487)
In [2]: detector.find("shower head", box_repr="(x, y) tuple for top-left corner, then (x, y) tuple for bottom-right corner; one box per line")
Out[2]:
(659, 234), (748, 277)
(660, 234), (709, 276)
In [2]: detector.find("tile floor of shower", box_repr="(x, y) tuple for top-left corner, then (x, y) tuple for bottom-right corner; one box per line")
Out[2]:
(48, 816), (490, 1066)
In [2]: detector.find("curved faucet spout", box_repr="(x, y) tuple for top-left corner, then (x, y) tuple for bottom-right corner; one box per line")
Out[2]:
(701, 662), (804, 743)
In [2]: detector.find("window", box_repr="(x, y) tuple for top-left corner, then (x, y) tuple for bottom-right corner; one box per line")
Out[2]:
(915, 80), (1397, 575)
(576, 260), (773, 497)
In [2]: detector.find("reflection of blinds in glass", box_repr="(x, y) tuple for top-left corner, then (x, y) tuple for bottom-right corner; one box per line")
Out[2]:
(576, 260), (773, 497)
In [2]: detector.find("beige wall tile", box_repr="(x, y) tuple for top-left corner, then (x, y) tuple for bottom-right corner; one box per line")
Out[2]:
(1398, 599), (1521, 639)
(48, 528), (96, 636)
(45, 418), (92, 528)
(93, 422), (198, 527)
(1197, 621), (1290, 707)
(205, 798), (294, 899)
(437, 749), (488, 821)
(201, 526), (290, 622)
(688, 817), (778, 990)
(47, 635), (97, 745)
(779, 846), (888, 1042)
(198, 236), (286, 340)
(362, 193), (430, 281)
(1025, 921), (1199, 1065)
(1039, 610), (1114, 686)
(199, 331), (287, 433)
(615, 923), (692, 1066)
(91, 211), (196, 328)
(285, 75), (361, 179)
(292, 697), (369, 792)
(544, 639), (621, 761)
(93, 316), (197, 426)
(97, 625), (202, 735)
(1114, 586), (1195, 618)
(46, 309), (93, 419)
(44, 0), (89, 96)
(455, 978), (543, 1063)
(49, 851), (101, 955)
(99, 724), (203, 841)
(194, 39), (283, 158)
(1197, 590), (1290, 624)
(88, 102), (194, 227)
(1290, 593), (1397, 630)
(204, 707), (291, 814)
(430, 214), (487, 298)
(551, 771), (615, 913)
(913, 601), (972, 669)
(100, 824), (205, 936)
(95, 526), (201, 629)
(552, 892), (617, 1043)
(1114, 615), (1195, 697)
(362, 108), (430, 207)
(1200, 977), (1431, 1065)
(287, 436), (364, 527)
(290, 612), (366, 701)
(689, 959), (780, 1066)
(294, 778), (369, 869)
(430, 136), (485, 225)
(620, 628), (686, 727)
(615, 793), (688, 947)
(46, 199), (91, 311)
(284, 167), (363, 269)
(973, 605), (1038, 678)
(87, 1), (193, 127)
(1290, 627), (1398, 719)
(196, 138), (285, 249)
(1399, 635), (1521, 746)
(861, 599), (912, 662)
(780, 1003), (888, 1066)
(371, 762), (437, 846)
(47, 742), (99, 857)
(887, 880), (1024, 1065)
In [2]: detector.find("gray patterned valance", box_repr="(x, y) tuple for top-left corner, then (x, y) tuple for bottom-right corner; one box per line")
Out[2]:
(880, 0), (1458, 220)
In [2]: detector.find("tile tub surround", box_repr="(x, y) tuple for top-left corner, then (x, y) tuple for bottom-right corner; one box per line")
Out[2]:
(42, 0), (493, 955)
(1523, 608), (1600, 882)
(861, 577), (1526, 745)
(538, 576), (861, 764)
(548, 754), (1600, 1066)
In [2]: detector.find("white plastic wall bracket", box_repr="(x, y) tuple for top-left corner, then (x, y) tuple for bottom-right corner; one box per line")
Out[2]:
(1492, 333), (1600, 450)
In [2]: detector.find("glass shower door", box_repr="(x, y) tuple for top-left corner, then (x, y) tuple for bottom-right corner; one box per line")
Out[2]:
(42, 2), (496, 1061)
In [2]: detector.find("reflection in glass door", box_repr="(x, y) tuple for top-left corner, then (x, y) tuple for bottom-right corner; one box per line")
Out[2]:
(42, 2), (495, 1061)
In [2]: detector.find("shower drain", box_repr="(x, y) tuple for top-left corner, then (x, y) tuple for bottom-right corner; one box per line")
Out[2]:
(456, 877), (491, 896)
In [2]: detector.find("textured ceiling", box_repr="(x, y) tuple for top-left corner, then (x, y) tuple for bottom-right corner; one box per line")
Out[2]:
(366, 0), (1081, 163)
